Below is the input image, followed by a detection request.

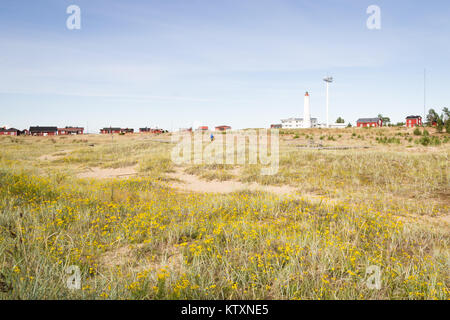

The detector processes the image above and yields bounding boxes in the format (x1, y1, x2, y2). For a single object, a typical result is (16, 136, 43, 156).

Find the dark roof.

(0, 128, 28, 132)
(29, 126, 58, 132)
(101, 127, 121, 131)
(406, 115, 422, 119)
(356, 118, 381, 123)
(141, 128, 162, 131)
(59, 127, 84, 131)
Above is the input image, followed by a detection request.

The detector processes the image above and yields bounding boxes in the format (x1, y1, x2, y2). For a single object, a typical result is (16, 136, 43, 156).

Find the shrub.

(415, 136, 440, 146)
(430, 136, 441, 146)
(445, 121, 450, 134)
(413, 128, 422, 136)
(376, 137, 400, 144)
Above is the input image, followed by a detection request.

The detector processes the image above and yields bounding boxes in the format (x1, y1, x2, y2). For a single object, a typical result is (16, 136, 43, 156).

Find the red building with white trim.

(405, 116, 422, 128)
(100, 127, 121, 134)
(139, 127, 164, 134)
(356, 118, 383, 128)
(215, 125, 231, 131)
(58, 127, 84, 135)
(29, 126, 58, 136)
(100, 127, 134, 134)
(0, 128, 20, 136)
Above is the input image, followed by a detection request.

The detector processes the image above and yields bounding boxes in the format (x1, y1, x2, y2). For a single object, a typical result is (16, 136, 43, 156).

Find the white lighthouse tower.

(303, 91, 311, 128)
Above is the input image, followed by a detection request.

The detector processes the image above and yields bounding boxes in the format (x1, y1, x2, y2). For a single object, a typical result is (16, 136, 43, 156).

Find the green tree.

(445, 120, 450, 133)
(426, 109, 440, 125)
(377, 114, 391, 125)
(428, 107, 449, 132)
(443, 107, 450, 120)
(336, 117, 345, 123)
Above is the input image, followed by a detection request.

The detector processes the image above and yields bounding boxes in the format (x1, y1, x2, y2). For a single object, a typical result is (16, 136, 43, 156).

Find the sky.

(1, 0, 449, 132)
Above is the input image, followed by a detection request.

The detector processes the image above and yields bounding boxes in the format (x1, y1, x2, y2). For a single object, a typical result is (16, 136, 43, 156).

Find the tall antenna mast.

(424, 68, 426, 120)
(323, 76, 333, 128)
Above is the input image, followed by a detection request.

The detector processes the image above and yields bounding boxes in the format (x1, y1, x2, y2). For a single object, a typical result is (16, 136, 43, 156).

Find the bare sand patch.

(99, 245, 137, 269)
(168, 168, 297, 195)
(77, 166, 137, 179)
(398, 212, 450, 231)
(437, 215, 450, 225)
(229, 167, 241, 176)
(99, 243, 184, 273)
(38, 150, 70, 161)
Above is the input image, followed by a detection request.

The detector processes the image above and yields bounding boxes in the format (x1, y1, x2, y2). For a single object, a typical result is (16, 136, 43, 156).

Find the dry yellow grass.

(0, 127, 448, 299)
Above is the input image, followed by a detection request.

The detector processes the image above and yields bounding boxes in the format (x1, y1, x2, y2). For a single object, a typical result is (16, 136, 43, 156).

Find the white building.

(329, 123, 347, 128)
(279, 90, 349, 129)
(281, 91, 323, 128)
(281, 117, 318, 128)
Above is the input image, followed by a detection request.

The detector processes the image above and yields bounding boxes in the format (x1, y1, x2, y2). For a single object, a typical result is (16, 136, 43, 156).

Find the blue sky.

(1, 0, 449, 132)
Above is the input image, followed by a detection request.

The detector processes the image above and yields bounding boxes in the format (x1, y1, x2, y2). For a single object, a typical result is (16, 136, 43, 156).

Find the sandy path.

(77, 166, 138, 179)
(168, 168, 298, 195)
(438, 215, 450, 225)
(38, 150, 71, 161)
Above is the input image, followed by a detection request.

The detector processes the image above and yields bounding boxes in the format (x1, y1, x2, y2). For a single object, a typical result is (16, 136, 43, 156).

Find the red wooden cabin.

(58, 127, 84, 135)
(405, 116, 423, 128)
(100, 127, 121, 134)
(215, 125, 232, 131)
(0, 128, 20, 136)
(29, 126, 58, 136)
(356, 118, 383, 128)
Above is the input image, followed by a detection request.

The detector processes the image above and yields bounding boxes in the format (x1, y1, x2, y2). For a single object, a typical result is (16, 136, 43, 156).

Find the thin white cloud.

(0, 89, 216, 103)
